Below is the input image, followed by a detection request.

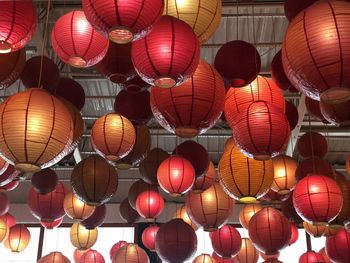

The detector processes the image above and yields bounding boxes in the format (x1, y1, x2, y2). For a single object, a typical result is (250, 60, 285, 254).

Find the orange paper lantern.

(271, 155, 297, 195)
(64, 192, 96, 221)
(173, 205, 199, 231)
(70, 223, 98, 251)
(234, 238, 259, 263)
(239, 203, 263, 229)
(112, 243, 149, 263)
(4, 224, 31, 253)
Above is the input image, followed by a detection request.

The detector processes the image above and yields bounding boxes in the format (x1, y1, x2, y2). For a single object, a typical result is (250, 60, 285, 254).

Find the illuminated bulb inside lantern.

(176, 0, 188, 8)
(240, 196, 257, 203)
(0, 40, 11, 53)
(76, 18, 89, 34)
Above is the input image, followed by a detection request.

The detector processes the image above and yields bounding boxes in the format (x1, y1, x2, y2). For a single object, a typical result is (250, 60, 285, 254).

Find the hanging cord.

(236, 0, 239, 40)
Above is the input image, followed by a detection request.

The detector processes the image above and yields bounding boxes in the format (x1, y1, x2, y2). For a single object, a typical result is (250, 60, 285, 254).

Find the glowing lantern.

(74, 249, 88, 263)
(80, 249, 105, 263)
(239, 203, 263, 229)
(0, 213, 16, 228)
(0, 49, 26, 89)
(271, 155, 297, 194)
(63, 192, 95, 221)
(0, 218, 7, 242)
(323, 225, 341, 237)
(40, 217, 63, 230)
(173, 205, 199, 231)
(140, 148, 170, 185)
(38, 252, 70, 263)
(119, 198, 140, 224)
(135, 190, 164, 220)
(112, 243, 149, 263)
(31, 168, 58, 195)
(192, 254, 216, 263)
(81, 204, 106, 230)
(70, 223, 98, 251)
(233, 238, 259, 263)
(330, 174, 350, 227)
(210, 225, 241, 258)
(4, 224, 31, 253)
(192, 161, 216, 193)
(128, 180, 158, 209)
(297, 131, 328, 159)
(303, 221, 326, 238)
(295, 157, 335, 181)
(326, 229, 350, 263)
(141, 225, 159, 251)
(110, 241, 128, 261)
(289, 224, 299, 245)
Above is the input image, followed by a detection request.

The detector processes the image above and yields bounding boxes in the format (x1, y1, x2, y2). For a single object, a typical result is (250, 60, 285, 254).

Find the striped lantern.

(271, 155, 297, 195)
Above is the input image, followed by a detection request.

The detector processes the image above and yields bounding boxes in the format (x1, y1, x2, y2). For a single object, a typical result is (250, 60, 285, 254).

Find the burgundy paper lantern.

(297, 132, 328, 159)
(284, 0, 317, 22)
(31, 168, 58, 195)
(0, 165, 20, 187)
(214, 40, 261, 87)
(293, 175, 343, 224)
(135, 190, 164, 220)
(40, 217, 63, 229)
(305, 97, 329, 123)
(281, 193, 302, 223)
(326, 229, 350, 263)
(150, 60, 225, 138)
(81, 204, 106, 230)
(285, 100, 299, 130)
(0, 192, 9, 216)
(157, 155, 195, 196)
(210, 225, 242, 258)
(142, 225, 159, 251)
(121, 75, 150, 94)
(318, 248, 332, 263)
(80, 249, 105, 263)
(51, 11, 109, 68)
(0, 179, 19, 192)
(112, 243, 149, 263)
(54, 78, 85, 111)
(0, 213, 16, 228)
(38, 252, 70, 263)
(248, 207, 291, 255)
(155, 219, 197, 263)
(131, 15, 200, 88)
(0, 1, 36, 53)
(295, 157, 335, 181)
(231, 101, 290, 160)
(140, 148, 170, 185)
(110, 241, 128, 261)
(0, 48, 26, 89)
(27, 182, 67, 222)
(128, 179, 158, 209)
(271, 50, 293, 91)
(119, 198, 140, 224)
(289, 224, 299, 245)
(192, 161, 216, 193)
(212, 252, 235, 263)
(320, 89, 350, 126)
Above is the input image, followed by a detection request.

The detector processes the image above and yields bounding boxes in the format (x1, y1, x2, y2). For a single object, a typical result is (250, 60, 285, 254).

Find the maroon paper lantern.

(0, 1, 36, 53)
(155, 219, 197, 263)
(231, 101, 290, 160)
(293, 175, 343, 224)
(0, 193, 9, 216)
(0, 165, 20, 187)
(150, 60, 225, 138)
(128, 179, 158, 209)
(284, 0, 317, 22)
(295, 157, 335, 181)
(210, 225, 242, 258)
(326, 229, 350, 263)
(0, 179, 19, 192)
(140, 148, 170, 185)
(320, 89, 350, 126)
(285, 100, 299, 130)
(110, 241, 128, 261)
(119, 198, 140, 224)
(131, 15, 200, 88)
(212, 252, 235, 263)
(54, 78, 85, 111)
(271, 50, 293, 91)
(121, 75, 150, 94)
(135, 190, 164, 220)
(0, 213, 16, 228)
(81, 204, 106, 230)
(80, 249, 105, 263)
(297, 131, 328, 159)
(142, 225, 159, 251)
(248, 207, 291, 255)
(0, 48, 26, 89)
(214, 40, 261, 87)
(31, 168, 58, 195)
(40, 217, 63, 229)
(192, 161, 216, 193)
(51, 11, 109, 68)
(281, 193, 302, 223)
(305, 97, 329, 123)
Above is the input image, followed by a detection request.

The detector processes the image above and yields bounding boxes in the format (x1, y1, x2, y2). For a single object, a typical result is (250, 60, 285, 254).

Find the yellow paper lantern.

(0, 218, 7, 242)
(192, 254, 216, 263)
(164, 0, 222, 43)
(271, 155, 297, 195)
(63, 192, 95, 221)
(239, 203, 263, 229)
(303, 221, 326, 238)
(4, 224, 31, 253)
(70, 223, 98, 250)
(173, 205, 199, 231)
(234, 238, 259, 263)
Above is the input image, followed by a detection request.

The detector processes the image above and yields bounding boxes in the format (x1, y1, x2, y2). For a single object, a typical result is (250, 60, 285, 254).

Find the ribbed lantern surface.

(63, 192, 95, 221)
(4, 224, 31, 253)
(110, 241, 128, 261)
(70, 223, 98, 251)
(119, 198, 140, 224)
(81, 204, 106, 230)
(233, 238, 259, 263)
(173, 205, 199, 231)
(239, 203, 263, 229)
(303, 221, 327, 238)
(295, 157, 335, 181)
(40, 217, 63, 229)
(135, 190, 164, 220)
(112, 243, 149, 263)
(297, 131, 328, 159)
(140, 148, 170, 185)
(326, 229, 350, 263)
(210, 224, 242, 258)
(192, 161, 217, 193)
(271, 155, 297, 195)
(193, 254, 217, 263)
(80, 249, 105, 263)
(38, 252, 70, 263)
(141, 225, 159, 251)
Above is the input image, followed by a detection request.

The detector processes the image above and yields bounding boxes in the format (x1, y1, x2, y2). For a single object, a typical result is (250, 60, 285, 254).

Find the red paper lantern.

(0, 192, 9, 216)
(320, 89, 350, 126)
(0, 213, 16, 228)
(38, 252, 70, 263)
(157, 155, 195, 196)
(51, 11, 109, 68)
(5, 224, 31, 253)
(110, 241, 128, 261)
(271, 50, 293, 91)
(293, 175, 343, 224)
(326, 229, 350, 263)
(40, 217, 63, 229)
(297, 132, 328, 159)
(248, 207, 291, 255)
(74, 249, 87, 263)
(80, 249, 105, 263)
(318, 247, 332, 263)
(81, 204, 106, 230)
(119, 198, 140, 223)
(136, 190, 164, 220)
(0, 165, 20, 187)
(192, 161, 216, 193)
(0, 179, 19, 192)
(0, 1, 36, 53)
(140, 148, 170, 185)
(212, 252, 235, 263)
(142, 225, 159, 251)
(231, 101, 290, 160)
(285, 100, 299, 130)
(54, 78, 86, 111)
(150, 60, 225, 137)
(284, 0, 317, 22)
(155, 219, 197, 263)
(131, 15, 200, 88)
(128, 179, 158, 209)
(289, 224, 299, 245)
(210, 225, 242, 258)
(295, 157, 335, 181)
(0, 49, 26, 89)
(214, 40, 261, 87)
(31, 168, 58, 195)
(305, 97, 329, 123)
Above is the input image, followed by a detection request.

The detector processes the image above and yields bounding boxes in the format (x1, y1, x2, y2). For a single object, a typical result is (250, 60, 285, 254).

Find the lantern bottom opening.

(278, 189, 291, 195)
(321, 87, 350, 105)
(175, 127, 199, 138)
(15, 162, 41, 173)
(154, 77, 176, 88)
(253, 153, 272, 161)
(115, 163, 132, 170)
(311, 221, 328, 227)
(231, 78, 247, 87)
(109, 26, 133, 44)
(169, 193, 182, 198)
(110, 73, 128, 84)
(240, 196, 257, 203)
(106, 155, 118, 161)
(0, 41, 11, 53)
(69, 56, 87, 68)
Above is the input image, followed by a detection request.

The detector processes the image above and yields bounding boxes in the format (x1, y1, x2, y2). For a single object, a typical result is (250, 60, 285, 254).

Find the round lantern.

(289, 224, 299, 245)
(0, 212, 16, 228)
(121, 75, 150, 94)
(131, 15, 200, 88)
(74, 249, 88, 263)
(297, 132, 328, 159)
(318, 248, 332, 263)
(248, 207, 291, 255)
(224, 76, 285, 127)
(192, 254, 216, 263)
(282, 0, 350, 101)
(233, 238, 259, 263)
(330, 174, 350, 227)
(28, 182, 67, 222)
(81, 204, 106, 230)
(192, 161, 217, 193)
(96, 42, 136, 83)
(210, 225, 242, 258)
(70, 155, 118, 206)
(70, 223, 98, 251)
(112, 243, 149, 263)
(51, 11, 109, 68)
(135, 190, 164, 220)
(4, 224, 31, 253)
(295, 157, 335, 181)
(0, 218, 7, 242)
(64, 192, 95, 221)
(119, 198, 140, 223)
(157, 155, 195, 196)
(20, 56, 60, 92)
(55, 78, 86, 111)
(155, 219, 197, 263)
(38, 252, 70, 263)
(0, 192, 8, 216)
(326, 229, 350, 263)
(271, 155, 297, 194)
(303, 221, 327, 238)
(285, 100, 299, 130)
(0, 1, 36, 53)
(305, 97, 329, 123)
(142, 225, 159, 251)
(212, 252, 235, 263)
(0, 88, 73, 172)
(128, 180, 158, 209)
(31, 168, 58, 195)
(0, 179, 19, 192)
(239, 203, 263, 229)
(91, 113, 136, 161)
(271, 50, 293, 91)
(140, 148, 170, 185)
(284, 0, 317, 21)
(0, 165, 19, 187)
(218, 143, 274, 202)
(0, 49, 26, 89)
(185, 181, 233, 231)
(80, 249, 105, 263)
(110, 241, 128, 261)
(294, 175, 343, 224)
(173, 205, 199, 231)
(150, 60, 225, 138)
(323, 225, 341, 237)
(40, 217, 63, 229)
(214, 40, 261, 87)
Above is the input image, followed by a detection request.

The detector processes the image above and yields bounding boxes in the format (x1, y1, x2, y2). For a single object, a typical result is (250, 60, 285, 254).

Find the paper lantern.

(271, 50, 293, 90)
(285, 100, 299, 130)
(0, 49, 25, 89)
(110, 241, 128, 261)
(96, 42, 136, 83)
(248, 207, 291, 255)
(91, 113, 136, 161)
(193, 254, 216, 263)
(4, 224, 30, 253)
(305, 97, 329, 123)
(192, 161, 216, 193)
(320, 89, 350, 126)
(326, 229, 350, 263)
(55, 78, 86, 111)
(174, 140, 209, 178)
(81, 204, 106, 230)
(28, 182, 67, 222)
(323, 225, 341, 237)
(51, 11, 109, 68)
(71, 155, 118, 206)
(297, 132, 328, 159)
(157, 155, 195, 196)
(0, 218, 7, 242)
(80, 249, 105, 263)
(135, 190, 164, 220)
(141, 225, 159, 251)
(40, 217, 63, 229)
(119, 198, 140, 224)
(282, 1, 350, 100)
(164, 0, 221, 43)
(293, 175, 343, 224)
(128, 180, 158, 209)
(140, 148, 170, 185)
(112, 243, 149, 263)
(70, 223, 98, 251)
(233, 238, 259, 263)
(239, 203, 263, 229)
(64, 192, 95, 221)
(173, 205, 199, 231)
(155, 219, 197, 262)
(0, 213, 16, 228)
(210, 225, 241, 258)
(330, 174, 350, 227)
(212, 252, 235, 263)
(295, 157, 335, 181)
(38, 252, 70, 263)
(260, 251, 279, 260)
(271, 155, 297, 194)
(74, 249, 88, 263)
(31, 168, 58, 195)
(131, 15, 200, 88)
(224, 76, 285, 127)
(289, 224, 299, 245)
(0, 178, 19, 192)
(214, 40, 261, 87)
(0, 88, 73, 172)
(0, 1, 36, 53)
(284, 0, 316, 21)
(259, 189, 289, 203)
(150, 60, 225, 137)
(0, 165, 19, 187)
(121, 75, 150, 94)
(185, 182, 233, 231)
(318, 248, 332, 263)
(303, 221, 327, 238)
(218, 143, 274, 202)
